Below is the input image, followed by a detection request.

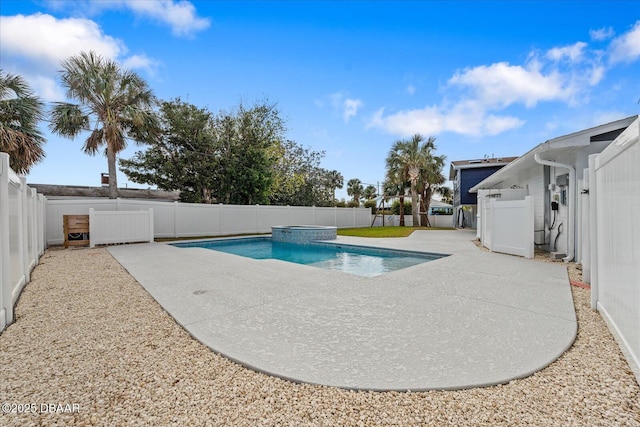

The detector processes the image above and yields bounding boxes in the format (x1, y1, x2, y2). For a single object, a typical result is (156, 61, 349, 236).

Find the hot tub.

(271, 225, 337, 243)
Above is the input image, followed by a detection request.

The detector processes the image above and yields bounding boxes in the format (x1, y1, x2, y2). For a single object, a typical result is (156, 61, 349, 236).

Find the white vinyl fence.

(89, 208, 154, 248)
(45, 199, 372, 245)
(588, 118, 640, 383)
(0, 153, 46, 332)
(481, 196, 534, 259)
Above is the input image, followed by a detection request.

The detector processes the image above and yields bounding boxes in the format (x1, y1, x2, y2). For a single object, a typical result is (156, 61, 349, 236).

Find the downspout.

(534, 153, 575, 262)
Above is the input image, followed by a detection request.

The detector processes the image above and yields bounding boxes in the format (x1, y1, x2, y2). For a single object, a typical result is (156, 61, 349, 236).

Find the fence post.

(588, 154, 599, 310)
(148, 208, 154, 243)
(524, 196, 534, 259)
(0, 154, 10, 329)
(256, 204, 259, 233)
(89, 208, 96, 248)
(19, 177, 30, 283)
(173, 201, 178, 238)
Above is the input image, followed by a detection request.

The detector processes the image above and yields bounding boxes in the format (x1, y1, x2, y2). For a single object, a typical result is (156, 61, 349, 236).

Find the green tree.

(363, 184, 377, 200)
(120, 98, 218, 203)
(386, 134, 432, 226)
(0, 70, 45, 173)
(346, 178, 363, 206)
(269, 140, 332, 206)
(121, 99, 288, 205)
(213, 102, 284, 204)
(50, 51, 160, 198)
(325, 170, 344, 204)
(382, 176, 408, 226)
(415, 138, 447, 226)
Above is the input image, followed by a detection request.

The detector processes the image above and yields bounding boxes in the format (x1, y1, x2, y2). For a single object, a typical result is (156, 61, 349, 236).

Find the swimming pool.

(172, 237, 448, 277)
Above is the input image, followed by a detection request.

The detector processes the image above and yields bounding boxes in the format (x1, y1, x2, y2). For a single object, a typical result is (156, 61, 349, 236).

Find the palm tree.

(50, 51, 160, 198)
(415, 139, 447, 226)
(326, 170, 344, 203)
(385, 134, 433, 226)
(346, 178, 363, 206)
(0, 70, 45, 173)
(383, 177, 408, 226)
(363, 184, 377, 201)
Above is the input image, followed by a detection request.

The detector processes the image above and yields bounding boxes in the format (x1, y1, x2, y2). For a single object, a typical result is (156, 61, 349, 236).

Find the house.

(449, 156, 518, 229)
(470, 115, 639, 263)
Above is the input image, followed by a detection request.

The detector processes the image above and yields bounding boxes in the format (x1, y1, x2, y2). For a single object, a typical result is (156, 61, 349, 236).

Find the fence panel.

(89, 209, 154, 247)
(46, 199, 116, 245)
(590, 118, 640, 383)
(1, 153, 46, 332)
(257, 205, 288, 232)
(45, 199, 372, 244)
(314, 207, 337, 226)
(481, 196, 534, 258)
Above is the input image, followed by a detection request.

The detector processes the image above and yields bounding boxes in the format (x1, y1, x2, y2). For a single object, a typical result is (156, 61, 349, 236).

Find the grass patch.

(337, 226, 455, 238)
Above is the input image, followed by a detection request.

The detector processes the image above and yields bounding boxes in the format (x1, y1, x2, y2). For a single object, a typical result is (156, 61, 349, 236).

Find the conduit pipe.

(534, 153, 575, 262)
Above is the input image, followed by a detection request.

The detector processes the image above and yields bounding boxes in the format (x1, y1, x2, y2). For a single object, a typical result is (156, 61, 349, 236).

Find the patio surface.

(108, 229, 576, 391)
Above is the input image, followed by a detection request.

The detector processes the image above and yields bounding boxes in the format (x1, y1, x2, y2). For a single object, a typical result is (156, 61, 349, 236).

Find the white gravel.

(1, 247, 638, 426)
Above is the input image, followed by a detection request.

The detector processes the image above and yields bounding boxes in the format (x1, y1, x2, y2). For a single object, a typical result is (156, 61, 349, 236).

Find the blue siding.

(459, 166, 504, 205)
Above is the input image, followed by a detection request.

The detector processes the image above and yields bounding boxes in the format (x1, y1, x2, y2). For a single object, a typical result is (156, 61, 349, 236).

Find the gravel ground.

(1, 247, 638, 427)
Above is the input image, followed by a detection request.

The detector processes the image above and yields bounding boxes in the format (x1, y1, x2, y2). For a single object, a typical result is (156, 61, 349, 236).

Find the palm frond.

(49, 102, 89, 138)
(83, 128, 104, 155)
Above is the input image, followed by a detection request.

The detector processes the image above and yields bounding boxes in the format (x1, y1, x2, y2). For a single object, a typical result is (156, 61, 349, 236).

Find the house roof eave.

(469, 115, 639, 193)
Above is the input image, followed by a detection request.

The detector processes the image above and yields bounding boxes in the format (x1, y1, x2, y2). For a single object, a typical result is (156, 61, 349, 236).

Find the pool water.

(172, 237, 447, 277)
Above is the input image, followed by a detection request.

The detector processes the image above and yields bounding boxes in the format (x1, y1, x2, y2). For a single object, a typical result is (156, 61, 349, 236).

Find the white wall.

(0, 153, 46, 332)
(45, 199, 372, 245)
(589, 119, 640, 384)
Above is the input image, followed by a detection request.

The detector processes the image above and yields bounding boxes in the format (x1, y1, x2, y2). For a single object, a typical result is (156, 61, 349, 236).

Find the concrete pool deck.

(108, 229, 576, 391)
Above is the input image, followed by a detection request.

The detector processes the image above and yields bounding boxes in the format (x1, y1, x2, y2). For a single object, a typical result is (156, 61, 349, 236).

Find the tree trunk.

(399, 195, 405, 227)
(419, 193, 429, 227)
(423, 187, 434, 227)
(410, 180, 419, 227)
(107, 146, 118, 199)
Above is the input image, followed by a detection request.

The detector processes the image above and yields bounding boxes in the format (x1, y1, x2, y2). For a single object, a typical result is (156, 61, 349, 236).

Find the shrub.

(391, 200, 412, 215)
(364, 199, 377, 214)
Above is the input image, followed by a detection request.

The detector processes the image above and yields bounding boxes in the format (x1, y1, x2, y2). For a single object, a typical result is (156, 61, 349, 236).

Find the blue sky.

(1, 1, 639, 201)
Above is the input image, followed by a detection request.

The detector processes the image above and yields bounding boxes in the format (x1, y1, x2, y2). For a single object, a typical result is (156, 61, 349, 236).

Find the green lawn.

(337, 226, 455, 238)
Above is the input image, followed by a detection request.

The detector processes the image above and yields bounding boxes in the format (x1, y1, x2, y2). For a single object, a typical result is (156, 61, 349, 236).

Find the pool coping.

(108, 229, 577, 391)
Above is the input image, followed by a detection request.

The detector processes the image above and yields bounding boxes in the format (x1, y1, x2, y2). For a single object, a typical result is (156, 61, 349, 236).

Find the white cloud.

(120, 0, 210, 37)
(0, 13, 124, 71)
(0, 13, 161, 101)
(590, 27, 615, 41)
(53, 0, 211, 37)
(327, 92, 363, 123)
(343, 98, 363, 122)
(367, 102, 525, 137)
(370, 21, 640, 139)
(448, 61, 575, 108)
(121, 54, 161, 77)
(608, 21, 640, 64)
(546, 42, 588, 63)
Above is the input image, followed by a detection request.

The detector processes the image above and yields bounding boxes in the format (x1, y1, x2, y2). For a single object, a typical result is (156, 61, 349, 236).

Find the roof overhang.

(448, 157, 518, 180)
(469, 115, 639, 193)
